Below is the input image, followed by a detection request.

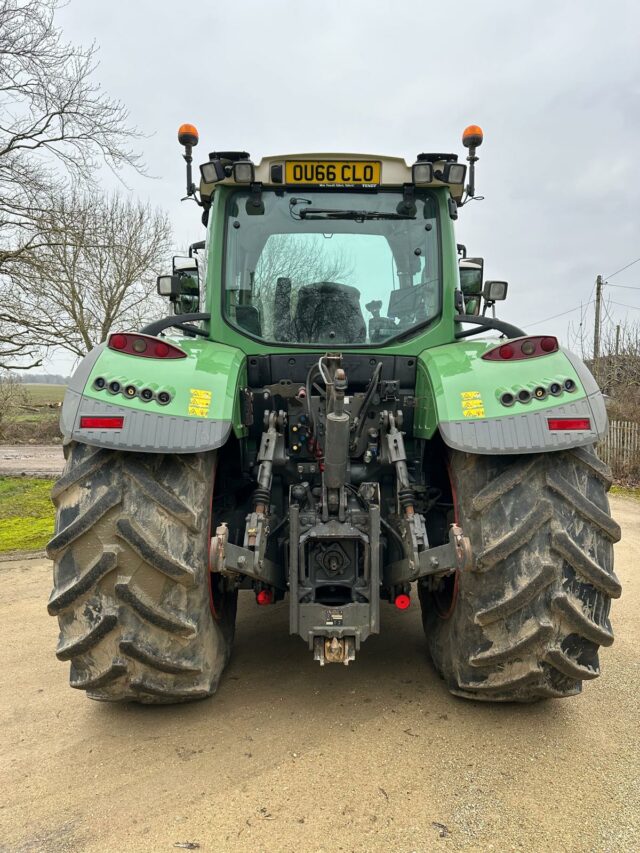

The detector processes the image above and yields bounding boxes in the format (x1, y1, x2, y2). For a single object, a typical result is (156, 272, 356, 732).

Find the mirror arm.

(140, 313, 211, 337)
(454, 315, 526, 339)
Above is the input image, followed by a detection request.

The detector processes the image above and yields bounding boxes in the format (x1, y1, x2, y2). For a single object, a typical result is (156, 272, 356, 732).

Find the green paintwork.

(414, 341, 585, 438)
(82, 338, 247, 435)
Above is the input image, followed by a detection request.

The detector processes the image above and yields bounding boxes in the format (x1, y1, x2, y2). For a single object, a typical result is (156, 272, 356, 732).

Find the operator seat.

(293, 282, 366, 343)
(235, 305, 261, 337)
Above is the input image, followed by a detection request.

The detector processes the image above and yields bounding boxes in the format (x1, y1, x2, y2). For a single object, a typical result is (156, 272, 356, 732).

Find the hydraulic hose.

(351, 361, 383, 450)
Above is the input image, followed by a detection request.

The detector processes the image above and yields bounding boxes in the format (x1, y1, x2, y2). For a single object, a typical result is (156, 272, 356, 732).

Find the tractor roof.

(199, 152, 465, 201)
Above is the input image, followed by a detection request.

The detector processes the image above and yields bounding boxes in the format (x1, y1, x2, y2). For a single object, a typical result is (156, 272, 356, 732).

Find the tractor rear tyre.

(420, 445, 622, 702)
(47, 442, 235, 704)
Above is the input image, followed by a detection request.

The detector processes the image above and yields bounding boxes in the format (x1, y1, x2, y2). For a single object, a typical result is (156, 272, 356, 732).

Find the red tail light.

(256, 589, 273, 606)
(547, 418, 591, 431)
(394, 594, 411, 610)
(107, 333, 186, 359)
(482, 336, 559, 361)
(80, 416, 124, 429)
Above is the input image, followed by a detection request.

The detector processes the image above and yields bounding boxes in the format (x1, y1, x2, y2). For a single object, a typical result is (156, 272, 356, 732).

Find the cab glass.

(223, 189, 441, 346)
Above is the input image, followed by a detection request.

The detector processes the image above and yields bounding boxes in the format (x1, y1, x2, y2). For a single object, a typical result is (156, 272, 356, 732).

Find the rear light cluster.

(93, 376, 172, 405)
(108, 333, 186, 359)
(499, 378, 577, 407)
(482, 336, 558, 361)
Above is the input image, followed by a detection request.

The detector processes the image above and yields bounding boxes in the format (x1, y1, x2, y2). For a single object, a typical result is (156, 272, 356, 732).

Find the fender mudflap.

(439, 393, 606, 455)
(64, 391, 232, 453)
(417, 342, 609, 455)
(58, 338, 243, 453)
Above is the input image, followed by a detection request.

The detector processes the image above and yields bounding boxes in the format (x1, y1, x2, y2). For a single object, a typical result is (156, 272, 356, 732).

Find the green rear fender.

(60, 337, 246, 453)
(415, 340, 608, 455)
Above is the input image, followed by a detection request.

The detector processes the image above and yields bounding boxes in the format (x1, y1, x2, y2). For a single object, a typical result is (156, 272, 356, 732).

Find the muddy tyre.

(47, 442, 233, 704)
(420, 445, 622, 702)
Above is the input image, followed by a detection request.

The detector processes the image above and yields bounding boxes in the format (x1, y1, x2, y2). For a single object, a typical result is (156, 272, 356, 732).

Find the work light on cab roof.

(178, 121, 486, 216)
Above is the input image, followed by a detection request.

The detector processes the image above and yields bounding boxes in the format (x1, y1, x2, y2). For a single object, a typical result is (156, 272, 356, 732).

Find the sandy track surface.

(1, 495, 638, 853)
(0, 445, 64, 478)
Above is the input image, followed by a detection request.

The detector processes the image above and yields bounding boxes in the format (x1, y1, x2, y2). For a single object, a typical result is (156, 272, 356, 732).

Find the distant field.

(0, 384, 65, 443)
(23, 384, 66, 405)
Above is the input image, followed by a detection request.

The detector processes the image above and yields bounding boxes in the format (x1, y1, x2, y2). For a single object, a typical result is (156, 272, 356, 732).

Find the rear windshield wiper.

(298, 208, 415, 222)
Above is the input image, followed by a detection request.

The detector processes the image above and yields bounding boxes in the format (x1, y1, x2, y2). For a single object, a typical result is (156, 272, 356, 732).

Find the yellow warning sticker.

(460, 391, 485, 418)
(188, 388, 211, 418)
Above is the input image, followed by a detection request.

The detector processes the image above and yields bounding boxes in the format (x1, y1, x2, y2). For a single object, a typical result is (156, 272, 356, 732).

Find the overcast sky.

(47, 0, 640, 372)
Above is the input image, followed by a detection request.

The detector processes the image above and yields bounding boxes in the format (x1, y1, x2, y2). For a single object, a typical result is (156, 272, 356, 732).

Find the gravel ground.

(0, 495, 637, 853)
(0, 445, 64, 478)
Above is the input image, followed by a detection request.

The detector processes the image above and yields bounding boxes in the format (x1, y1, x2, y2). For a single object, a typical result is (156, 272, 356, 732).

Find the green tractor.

(47, 124, 621, 704)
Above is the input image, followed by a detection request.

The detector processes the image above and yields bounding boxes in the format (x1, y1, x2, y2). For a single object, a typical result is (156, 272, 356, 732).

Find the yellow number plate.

(285, 160, 381, 187)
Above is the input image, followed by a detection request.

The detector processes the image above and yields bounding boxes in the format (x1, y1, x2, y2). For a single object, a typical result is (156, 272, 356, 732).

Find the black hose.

(305, 363, 320, 437)
(380, 517, 406, 553)
(351, 361, 383, 449)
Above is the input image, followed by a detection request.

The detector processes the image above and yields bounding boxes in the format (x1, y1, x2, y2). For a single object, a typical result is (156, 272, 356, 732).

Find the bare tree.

(2, 190, 171, 358)
(0, 369, 27, 438)
(595, 320, 640, 419)
(0, 0, 144, 366)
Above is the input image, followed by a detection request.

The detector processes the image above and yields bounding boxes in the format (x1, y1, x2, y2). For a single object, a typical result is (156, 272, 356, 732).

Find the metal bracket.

(211, 523, 285, 589)
(262, 379, 304, 400)
(240, 388, 254, 426)
(246, 181, 264, 215)
(386, 523, 473, 586)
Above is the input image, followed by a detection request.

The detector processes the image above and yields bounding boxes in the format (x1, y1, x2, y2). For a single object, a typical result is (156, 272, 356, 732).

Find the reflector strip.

(80, 416, 124, 429)
(547, 418, 591, 430)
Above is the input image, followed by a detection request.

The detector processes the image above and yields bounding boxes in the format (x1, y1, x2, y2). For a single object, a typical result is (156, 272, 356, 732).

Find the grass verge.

(0, 477, 55, 553)
(611, 485, 640, 501)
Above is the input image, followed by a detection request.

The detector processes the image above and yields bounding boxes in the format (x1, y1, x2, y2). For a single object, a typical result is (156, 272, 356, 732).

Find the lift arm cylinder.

(323, 411, 350, 489)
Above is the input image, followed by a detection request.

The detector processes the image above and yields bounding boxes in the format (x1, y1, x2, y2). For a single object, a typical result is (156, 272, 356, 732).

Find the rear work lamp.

(200, 160, 226, 183)
(442, 162, 467, 184)
(411, 162, 433, 184)
(232, 160, 255, 183)
(157, 275, 181, 297)
(483, 280, 508, 302)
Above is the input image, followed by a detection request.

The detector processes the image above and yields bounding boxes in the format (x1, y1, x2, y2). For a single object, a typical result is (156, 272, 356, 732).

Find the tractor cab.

(164, 131, 481, 352)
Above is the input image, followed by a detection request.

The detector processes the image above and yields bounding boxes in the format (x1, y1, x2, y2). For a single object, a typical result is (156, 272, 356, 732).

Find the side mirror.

(173, 255, 198, 274)
(459, 256, 484, 315)
(483, 280, 508, 302)
(157, 256, 201, 314)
